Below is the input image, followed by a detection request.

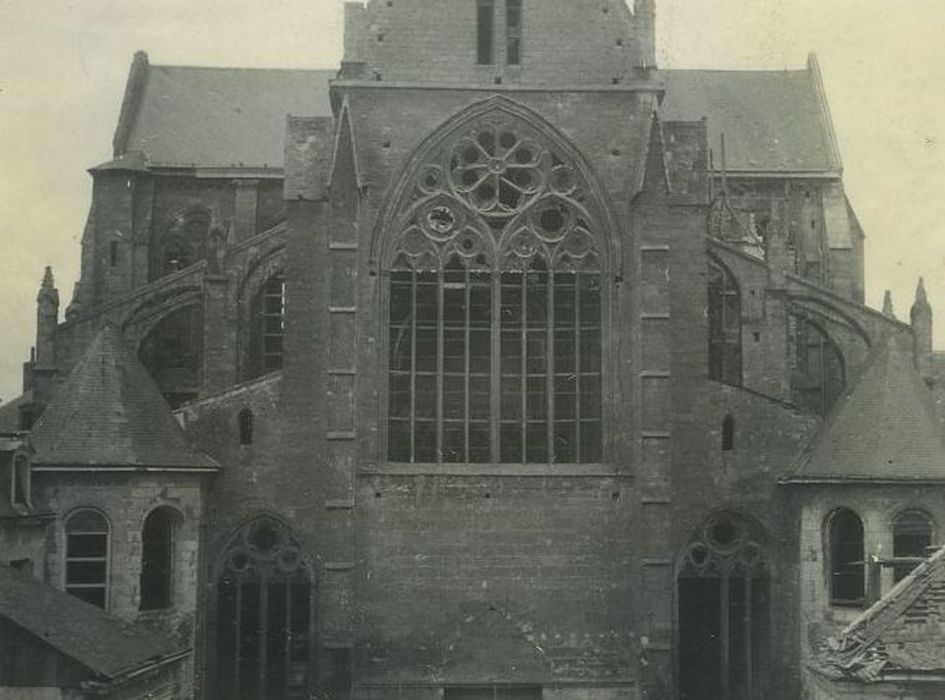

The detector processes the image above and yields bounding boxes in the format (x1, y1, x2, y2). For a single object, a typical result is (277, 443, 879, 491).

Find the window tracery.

(387, 113, 604, 465)
(215, 517, 311, 699)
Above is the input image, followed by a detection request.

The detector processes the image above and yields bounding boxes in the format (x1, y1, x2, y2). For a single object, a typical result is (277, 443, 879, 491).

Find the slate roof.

(813, 546, 945, 682)
(29, 326, 218, 469)
(659, 61, 841, 174)
(120, 61, 334, 168)
(786, 335, 945, 482)
(0, 564, 186, 681)
(111, 53, 839, 176)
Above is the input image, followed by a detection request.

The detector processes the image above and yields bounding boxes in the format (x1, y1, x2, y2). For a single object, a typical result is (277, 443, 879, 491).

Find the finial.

(41, 266, 54, 290)
(882, 290, 895, 318)
(37, 266, 59, 306)
(912, 277, 932, 319)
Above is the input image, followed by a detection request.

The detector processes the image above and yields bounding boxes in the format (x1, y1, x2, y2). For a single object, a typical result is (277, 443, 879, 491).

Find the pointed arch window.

(827, 508, 865, 607)
(249, 273, 286, 377)
(893, 509, 934, 582)
(386, 116, 604, 465)
(708, 259, 742, 386)
(65, 509, 110, 609)
(791, 316, 844, 416)
(215, 517, 312, 699)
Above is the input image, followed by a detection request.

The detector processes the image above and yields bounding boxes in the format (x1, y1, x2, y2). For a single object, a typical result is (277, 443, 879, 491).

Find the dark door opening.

(677, 513, 770, 700)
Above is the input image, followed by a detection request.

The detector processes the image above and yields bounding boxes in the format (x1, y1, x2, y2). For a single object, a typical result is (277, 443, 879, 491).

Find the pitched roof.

(787, 335, 945, 482)
(0, 390, 31, 432)
(659, 61, 841, 174)
(29, 326, 218, 469)
(0, 564, 186, 680)
(812, 546, 945, 682)
(120, 61, 334, 168)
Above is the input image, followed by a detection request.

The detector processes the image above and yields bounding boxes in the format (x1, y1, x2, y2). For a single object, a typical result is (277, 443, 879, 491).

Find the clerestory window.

(707, 259, 742, 386)
(249, 273, 286, 377)
(386, 116, 604, 465)
(506, 0, 523, 65)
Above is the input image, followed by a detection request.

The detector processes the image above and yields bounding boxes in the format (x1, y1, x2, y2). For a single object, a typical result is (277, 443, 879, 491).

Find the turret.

(910, 278, 933, 385)
(882, 290, 895, 319)
(35, 266, 59, 368)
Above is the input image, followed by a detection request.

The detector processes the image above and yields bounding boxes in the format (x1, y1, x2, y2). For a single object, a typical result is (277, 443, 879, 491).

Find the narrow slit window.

(238, 408, 254, 446)
(721, 414, 735, 451)
(477, 0, 495, 65)
(109, 241, 119, 267)
(506, 0, 523, 65)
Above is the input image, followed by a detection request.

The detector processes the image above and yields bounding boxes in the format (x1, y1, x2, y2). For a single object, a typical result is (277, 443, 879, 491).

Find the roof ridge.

(150, 63, 336, 74)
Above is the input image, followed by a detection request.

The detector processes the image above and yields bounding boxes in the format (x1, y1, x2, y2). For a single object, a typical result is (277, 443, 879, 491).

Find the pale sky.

(0, 0, 943, 402)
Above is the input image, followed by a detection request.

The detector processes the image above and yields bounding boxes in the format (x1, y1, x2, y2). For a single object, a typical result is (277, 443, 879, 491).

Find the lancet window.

(386, 115, 604, 465)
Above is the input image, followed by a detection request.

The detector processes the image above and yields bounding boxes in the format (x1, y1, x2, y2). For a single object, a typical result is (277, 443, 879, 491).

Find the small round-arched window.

(893, 509, 934, 582)
(65, 509, 110, 609)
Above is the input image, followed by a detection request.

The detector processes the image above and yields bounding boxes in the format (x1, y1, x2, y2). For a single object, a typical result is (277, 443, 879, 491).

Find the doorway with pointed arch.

(677, 512, 771, 700)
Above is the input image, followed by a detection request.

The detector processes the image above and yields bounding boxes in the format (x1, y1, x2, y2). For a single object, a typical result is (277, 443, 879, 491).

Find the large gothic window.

(249, 273, 286, 377)
(790, 316, 844, 416)
(386, 114, 604, 465)
(707, 259, 742, 386)
(215, 517, 312, 700)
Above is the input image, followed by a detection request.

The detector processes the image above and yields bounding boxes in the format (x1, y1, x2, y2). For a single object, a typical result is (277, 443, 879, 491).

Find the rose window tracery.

(680, 512, 768, 578)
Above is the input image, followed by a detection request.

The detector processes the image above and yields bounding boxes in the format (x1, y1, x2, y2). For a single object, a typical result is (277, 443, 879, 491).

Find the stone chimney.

(910, 277, 933, 384)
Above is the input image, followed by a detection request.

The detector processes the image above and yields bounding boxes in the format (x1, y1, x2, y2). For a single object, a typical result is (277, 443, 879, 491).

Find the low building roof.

(0, 564, 186, 681)
(812, 546, 945, 682)
(786, 335, 945, 483)
(29, 325, 218, 470)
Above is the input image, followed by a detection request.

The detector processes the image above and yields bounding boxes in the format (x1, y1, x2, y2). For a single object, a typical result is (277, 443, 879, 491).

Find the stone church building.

(3, 1, 945, 698)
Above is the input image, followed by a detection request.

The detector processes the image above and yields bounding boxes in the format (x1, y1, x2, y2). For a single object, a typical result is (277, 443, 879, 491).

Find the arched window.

(707, 259, 742, 386)
(721, 414, 735, 452)
(215, 517, 312, 699)
(139, 507, 179, 611)
(386, 115, 604, 465)
(828, 508, 864, 607)
(238, 409, 254, 446)
(249, 273, 286, 377)
(65, 509, 110, 609)
(155, 209, 211, 280)
(138, 305, 203, 408)
(893, 509, 934, 582)
(791, 316, 844, 416)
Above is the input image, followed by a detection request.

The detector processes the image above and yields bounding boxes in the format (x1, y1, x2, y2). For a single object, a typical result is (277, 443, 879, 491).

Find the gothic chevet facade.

(5, 2, 945, 699)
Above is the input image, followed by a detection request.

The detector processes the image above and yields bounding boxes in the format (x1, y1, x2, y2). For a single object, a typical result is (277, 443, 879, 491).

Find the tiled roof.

(29, 326, 218, 469)
(121, 62, 334, 168)
(0, 564, 186, 680)
(659, 63, 841, 174)
(786, 336, 945, 482)
(0, 390, 30, 432)
(110, 53, 840, 176)
(813, 546, 945, 681)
